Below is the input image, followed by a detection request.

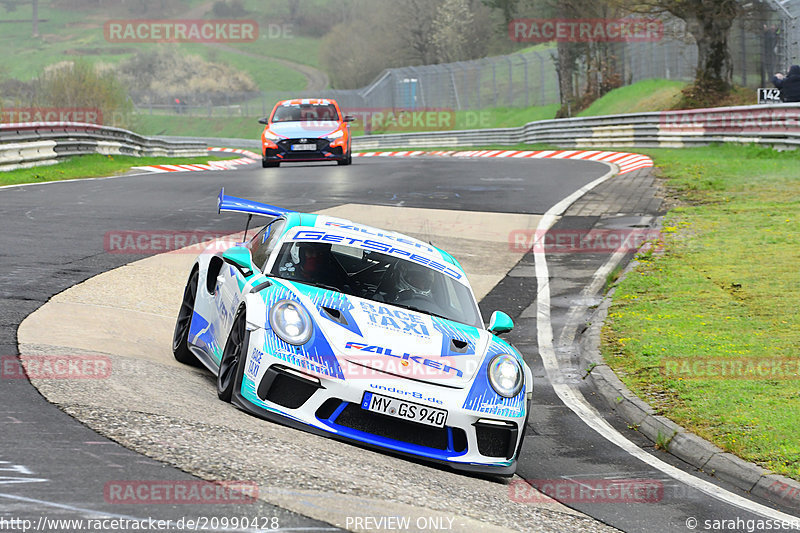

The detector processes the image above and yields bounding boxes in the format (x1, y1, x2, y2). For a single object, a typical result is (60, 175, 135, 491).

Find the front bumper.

(263, 137, 348, 163)
(233, 345, 527, 475)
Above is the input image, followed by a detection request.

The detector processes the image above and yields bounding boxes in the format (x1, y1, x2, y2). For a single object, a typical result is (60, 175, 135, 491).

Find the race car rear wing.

(217, 188, 293, 218)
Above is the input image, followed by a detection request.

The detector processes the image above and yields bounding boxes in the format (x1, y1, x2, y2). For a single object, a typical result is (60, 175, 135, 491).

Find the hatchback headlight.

(487, 354, 523, 398)
(263, 130, 282, 142)
(327, 129, 345, 140)
(269, 300, 312, 345)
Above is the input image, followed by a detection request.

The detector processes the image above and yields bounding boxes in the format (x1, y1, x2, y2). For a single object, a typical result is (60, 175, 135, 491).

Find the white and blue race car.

(172, 190, 533, 475)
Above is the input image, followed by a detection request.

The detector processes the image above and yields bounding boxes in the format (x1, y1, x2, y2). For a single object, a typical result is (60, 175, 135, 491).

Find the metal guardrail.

(3, 104, 798, 172)
(351, 104, 800, 151)
(157, 104, 800, 154)
(0, 122, 208, 172)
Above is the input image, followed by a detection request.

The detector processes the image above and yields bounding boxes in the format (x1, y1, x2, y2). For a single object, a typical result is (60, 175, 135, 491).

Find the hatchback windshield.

(271, 104, 340, 123)
(269, 241, 482, 328)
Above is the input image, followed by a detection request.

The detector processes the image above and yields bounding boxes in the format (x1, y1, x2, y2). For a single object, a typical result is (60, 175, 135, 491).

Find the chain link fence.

(133, 7, 798, 118)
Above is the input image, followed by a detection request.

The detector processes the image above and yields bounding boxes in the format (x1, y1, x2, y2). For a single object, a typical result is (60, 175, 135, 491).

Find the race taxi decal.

(358, 301, 430, 337)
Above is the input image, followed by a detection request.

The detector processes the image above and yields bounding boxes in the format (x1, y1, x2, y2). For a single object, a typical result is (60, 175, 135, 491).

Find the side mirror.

(222, 246, 255, 277)
(343, 115, 355, 122)
(488, 311, 514, 335)
(258, 117, 269, 125)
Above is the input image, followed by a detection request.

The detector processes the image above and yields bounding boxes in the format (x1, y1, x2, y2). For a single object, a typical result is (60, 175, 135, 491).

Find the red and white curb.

(355, 149, 653, 175)
(132, 147, 260, 174)
(131, 146, 652, 176)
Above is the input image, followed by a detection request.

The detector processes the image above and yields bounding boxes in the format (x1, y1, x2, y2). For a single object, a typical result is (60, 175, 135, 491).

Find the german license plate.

(291, 143, 316, 151)
(361, 392, 447, 428)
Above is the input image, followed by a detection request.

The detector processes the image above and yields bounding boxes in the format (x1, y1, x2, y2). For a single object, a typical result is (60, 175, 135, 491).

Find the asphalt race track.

(1, 156, 799, 532)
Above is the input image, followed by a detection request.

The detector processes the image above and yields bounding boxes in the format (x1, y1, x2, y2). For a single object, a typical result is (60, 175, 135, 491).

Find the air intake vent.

(450, 338, 469, 353)
(474, 420, 518, 459)
(321, 306, 348, 326)
(257, 365, 320, 409)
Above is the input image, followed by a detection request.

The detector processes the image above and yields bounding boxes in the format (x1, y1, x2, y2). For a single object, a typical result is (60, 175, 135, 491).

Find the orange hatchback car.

(258, 99, 354, 168)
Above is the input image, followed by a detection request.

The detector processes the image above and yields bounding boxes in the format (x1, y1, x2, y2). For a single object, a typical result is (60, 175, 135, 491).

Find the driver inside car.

(284, 242, 349, 292)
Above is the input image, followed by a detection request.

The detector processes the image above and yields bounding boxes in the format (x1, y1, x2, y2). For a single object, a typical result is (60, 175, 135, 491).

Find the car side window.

(250, 219, 286, 271)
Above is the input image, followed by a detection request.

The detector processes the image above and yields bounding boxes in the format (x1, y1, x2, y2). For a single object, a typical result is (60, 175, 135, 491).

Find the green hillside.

(0, 0, 323, 91)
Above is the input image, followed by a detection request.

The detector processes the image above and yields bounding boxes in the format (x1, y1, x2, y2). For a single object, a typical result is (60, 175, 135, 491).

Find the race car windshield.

(269, 241, 482, 328)
(271, 104, 340, 122)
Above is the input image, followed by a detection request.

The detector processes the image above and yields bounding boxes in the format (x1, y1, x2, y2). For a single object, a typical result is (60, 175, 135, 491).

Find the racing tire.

(217, 306, 249, 402)
(262, 159, 280, 168)
(337, 152, 352, 166)
(172, 269, 200, 366)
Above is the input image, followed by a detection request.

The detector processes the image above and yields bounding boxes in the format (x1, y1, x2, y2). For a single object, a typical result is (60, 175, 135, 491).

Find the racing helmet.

(295, 242, 326, 274)
(395, 261, 434, 296)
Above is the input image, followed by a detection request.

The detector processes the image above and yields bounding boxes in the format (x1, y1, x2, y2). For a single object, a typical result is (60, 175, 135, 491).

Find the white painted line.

(532, 166, 800, 522)
(0, 171, 155, 190)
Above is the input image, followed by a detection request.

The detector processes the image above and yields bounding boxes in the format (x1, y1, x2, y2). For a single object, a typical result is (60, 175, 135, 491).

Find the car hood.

(282, 282, 493, 389)
(267, 121, 341, 139)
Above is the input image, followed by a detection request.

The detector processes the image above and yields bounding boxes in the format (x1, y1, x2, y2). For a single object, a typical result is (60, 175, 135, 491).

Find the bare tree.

(32, 0, 38, 37)
(321, 0, 403, 89)
(617, 0, 742, 94)
(508, 0, 625, 116)
(431, 0, 474, 63)
(287, 0, 299, 23)
(393, 0, 440, 65)
(480, 0, 521, 25)
(322, 0, 496, 88)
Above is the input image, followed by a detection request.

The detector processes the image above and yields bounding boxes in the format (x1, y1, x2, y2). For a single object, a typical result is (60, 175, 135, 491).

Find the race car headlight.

(487, 354, 523, 398)
(263, 130, 282, 142)
(326, 129, 345, 140)
(269, 300, 313, 345)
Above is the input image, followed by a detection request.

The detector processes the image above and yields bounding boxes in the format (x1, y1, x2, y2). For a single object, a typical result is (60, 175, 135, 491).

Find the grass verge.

(132, 107, 563, 139)
(131, 79, 693, 139)
(577, 79, 686, 117)
(602, 144, 800, 480)
(0, 153, 235, 187)
(134, 114, 265, 139)
(0, 2, 318, 92)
